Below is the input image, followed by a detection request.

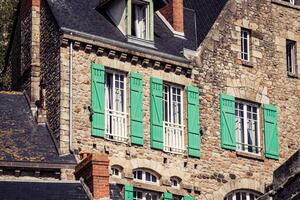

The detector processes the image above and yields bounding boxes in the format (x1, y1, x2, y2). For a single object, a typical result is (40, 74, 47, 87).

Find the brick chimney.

(160, 0, 184, 33)
(75, 154, 110, 200)
(20, 0, 41, 114)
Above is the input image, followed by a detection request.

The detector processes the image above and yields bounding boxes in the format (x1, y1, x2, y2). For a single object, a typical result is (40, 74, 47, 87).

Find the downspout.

(69, 39, 74, 154)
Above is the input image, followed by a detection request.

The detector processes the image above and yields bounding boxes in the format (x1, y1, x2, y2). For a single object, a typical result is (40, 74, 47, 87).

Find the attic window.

(132, 1, 148, 39)
(127, 0, 154, 42)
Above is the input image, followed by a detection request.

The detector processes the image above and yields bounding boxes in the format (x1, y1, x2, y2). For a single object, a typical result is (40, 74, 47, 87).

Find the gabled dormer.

(98, 0, 169, 45)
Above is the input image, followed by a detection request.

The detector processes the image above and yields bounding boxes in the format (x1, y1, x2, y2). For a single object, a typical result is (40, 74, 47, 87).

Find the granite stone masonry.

(4, 0, 300, 199)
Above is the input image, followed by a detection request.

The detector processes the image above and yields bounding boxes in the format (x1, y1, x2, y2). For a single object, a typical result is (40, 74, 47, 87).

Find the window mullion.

(243, 103, 248, 150)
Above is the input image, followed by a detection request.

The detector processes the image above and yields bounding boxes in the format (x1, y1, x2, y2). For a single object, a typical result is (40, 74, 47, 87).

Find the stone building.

(4, 0, 300, 199)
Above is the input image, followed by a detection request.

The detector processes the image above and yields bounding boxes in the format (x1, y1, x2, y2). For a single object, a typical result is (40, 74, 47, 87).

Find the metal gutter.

(60, 27, 191, 66)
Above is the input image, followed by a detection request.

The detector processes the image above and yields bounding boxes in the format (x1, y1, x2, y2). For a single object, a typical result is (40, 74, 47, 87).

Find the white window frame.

(224, 190, 260, 200)
(286, 40, 297, 76)
(133, 169, 159, 185)
(170, 177, 180, 189)
(132, 0, 149, 40)
(104, 70, 128, 142)
(163, 83, 185, 154)
(111, 166, 122, 178)
(241, 28, 250, 62)
(282, 0, 295, 4)
(133, 189, 159, 200)
(235, 100, 261, 155)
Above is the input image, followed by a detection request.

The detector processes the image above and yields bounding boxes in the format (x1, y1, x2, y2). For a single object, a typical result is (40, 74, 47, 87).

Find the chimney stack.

(75, 154, 110, 200)
(20, 0, 41, 114)
(160, 0, 184, 34)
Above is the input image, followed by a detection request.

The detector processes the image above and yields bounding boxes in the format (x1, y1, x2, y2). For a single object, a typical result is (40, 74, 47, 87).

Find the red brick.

(75, 153, 110, 199)
(160, 0, 184, 33)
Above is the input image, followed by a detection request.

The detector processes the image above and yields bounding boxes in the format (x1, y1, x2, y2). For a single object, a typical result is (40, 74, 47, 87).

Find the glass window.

(133, 189, 159, 200)
(105, 71, 127, 142)
(132, 1, 148, 39)
(241, 28, 250, 61)
(224, 190, 260, 200)
(286, 40, 297, 76)
(111, 166, 121, 177)
(163, 84, 185, 154)
(133, 170, 158, 184)
(235, 101, 260, 154)
(170, 177, 180, 189)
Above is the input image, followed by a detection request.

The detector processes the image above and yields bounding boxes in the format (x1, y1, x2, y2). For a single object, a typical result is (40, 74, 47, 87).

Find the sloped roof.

(0, 92, 75, 164)
(184, 0, 228, 46)
(46, 0, 197, 59)
(0, 181, 90, 200)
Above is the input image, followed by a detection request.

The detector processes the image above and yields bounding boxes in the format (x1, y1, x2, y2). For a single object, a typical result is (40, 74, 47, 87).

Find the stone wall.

(36, 0, 299, 199)
(40, 0, 61, 144)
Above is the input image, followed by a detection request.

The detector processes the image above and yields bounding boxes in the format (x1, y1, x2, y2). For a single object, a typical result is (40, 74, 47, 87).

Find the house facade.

(4, 0, 300, 200)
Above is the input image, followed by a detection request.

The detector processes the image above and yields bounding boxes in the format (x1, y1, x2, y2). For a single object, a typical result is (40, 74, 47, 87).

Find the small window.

(241, 28, 250, 61)
(133, 189, 159, 200)
(286, 40, 297, 76)
(235, 101, 261, 155)
(170, 177, 180, 189)
(132, 0, 148, 40)
(133, 169, 159, 184)
(105, 70, 128, 142)
(282, 0, 295, 4)
(163, 84, 185, 154)
(224, 190, 261, 200)
(111, 166, 121, 178)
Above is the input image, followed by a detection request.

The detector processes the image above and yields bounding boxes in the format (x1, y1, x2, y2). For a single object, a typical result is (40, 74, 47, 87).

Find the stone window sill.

(271, 0, 300, 10)
(127, 36, 156, 49)
(287, 72, 299, 79)
(241, 60, 254, 68)
(236, 151, 264, 162)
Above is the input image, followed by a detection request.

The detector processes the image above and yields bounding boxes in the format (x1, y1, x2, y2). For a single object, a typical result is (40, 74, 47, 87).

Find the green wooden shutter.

(263, 104, 279, 160)
(164, 192, 172, 200)
(91, 63, 105, 137)
(220, 93, 236, 150)
(150, 77, 163, 150)
(130, 72, 144, 145)
(183, 195, 195, 200)
(124, 185, 133, 200)
(187, 86, 200, 158)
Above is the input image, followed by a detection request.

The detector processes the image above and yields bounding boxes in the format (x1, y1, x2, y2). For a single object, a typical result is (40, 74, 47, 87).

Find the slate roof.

(0, 92, 75, 164)
(46, 0, 197, 59)
(46, 0, 228, 60)
(0, 181, 90, 200)
(184, 0, 228, 46)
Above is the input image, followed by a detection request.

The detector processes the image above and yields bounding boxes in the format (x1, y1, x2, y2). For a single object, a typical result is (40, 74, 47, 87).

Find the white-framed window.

(235, 100, 261, 155)
(133, 189, 159, 200)
(241, 28, 250, 61)
(105, 70, 128, 142)
(132, 0, 149, 39)
(170, 177, 180, 189)
(133, 169, 159, 184)
(286, 40, 297, 76)
(282, 0, 295, 4)
(163, 84, 185, 154)
(224, 190, 260, 200)
(111, 166, 122, 178)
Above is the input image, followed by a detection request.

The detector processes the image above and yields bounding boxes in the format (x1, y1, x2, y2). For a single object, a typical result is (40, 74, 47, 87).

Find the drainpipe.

(69, 39, 74, 154)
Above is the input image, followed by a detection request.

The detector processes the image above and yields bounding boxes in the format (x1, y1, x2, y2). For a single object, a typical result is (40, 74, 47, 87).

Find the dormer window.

(127, 0, 154, 41)
(282, 0, 295, 4)
(132, 1, 147, 39)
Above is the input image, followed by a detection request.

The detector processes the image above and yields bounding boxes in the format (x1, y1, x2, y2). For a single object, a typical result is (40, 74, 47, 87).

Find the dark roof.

(0, 181, 90, 200)
(46, 0, 197, 59)
(0, 92, 75, 164)
(184, 0, 228, 46)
